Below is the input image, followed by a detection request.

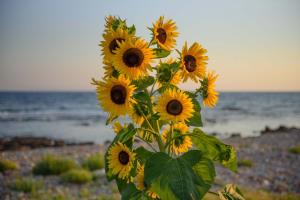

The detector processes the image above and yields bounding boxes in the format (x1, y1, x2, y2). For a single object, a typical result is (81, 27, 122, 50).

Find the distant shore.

(0, 125, 299, 199)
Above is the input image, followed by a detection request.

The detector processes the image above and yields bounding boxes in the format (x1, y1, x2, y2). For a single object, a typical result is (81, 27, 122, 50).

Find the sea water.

(0, 92, 299, 143)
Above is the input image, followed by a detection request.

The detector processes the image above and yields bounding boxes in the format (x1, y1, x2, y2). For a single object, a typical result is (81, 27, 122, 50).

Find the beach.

(1, 126, 299, 199)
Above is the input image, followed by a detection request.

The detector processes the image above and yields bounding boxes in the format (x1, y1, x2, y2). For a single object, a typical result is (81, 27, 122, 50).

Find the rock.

(261, 125, 300, 134)
(230, 133, 241, 138)
(0, 137, 94, 151)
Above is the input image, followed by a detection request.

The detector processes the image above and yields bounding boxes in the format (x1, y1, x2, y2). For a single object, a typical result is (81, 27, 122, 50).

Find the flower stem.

(135, 135, 157, 152)
(208, 191, 219, 196)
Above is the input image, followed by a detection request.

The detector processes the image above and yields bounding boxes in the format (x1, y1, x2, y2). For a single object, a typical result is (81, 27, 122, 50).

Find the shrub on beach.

(9, 177, 43, 193)
(33, 154, 76, 175)
(0, 159, 18, 172)
(61, 169, 93, 184)
(288, 145, 300, 154)
(82, 153, 104, 171)
(238, 159, 253, 168)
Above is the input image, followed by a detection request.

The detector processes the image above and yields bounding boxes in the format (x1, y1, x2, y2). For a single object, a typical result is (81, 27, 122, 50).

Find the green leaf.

(128, 25, 136, 35)
(113, 124, 137, 147)
(135, 147, 154, 164)
(133, 91, 151, 106)
(144, 151, 211, 200)
(157, 83, 178, 94)
(132, 76, 155, 90)
(192, 157, 216, 185)
(187, 111, 203, 127)
(153, 48, 171, 58)
(191, 128, 237, 172)
(185, 92, 203, 127)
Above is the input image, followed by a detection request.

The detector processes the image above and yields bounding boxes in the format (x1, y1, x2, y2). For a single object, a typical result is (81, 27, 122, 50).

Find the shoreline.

(1, 125, 299, 152)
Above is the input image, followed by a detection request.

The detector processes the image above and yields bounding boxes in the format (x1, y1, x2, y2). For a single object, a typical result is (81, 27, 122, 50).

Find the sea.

(0, 92, 299, 144)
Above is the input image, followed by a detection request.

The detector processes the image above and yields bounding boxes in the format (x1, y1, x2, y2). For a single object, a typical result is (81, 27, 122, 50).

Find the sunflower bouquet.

(93, 16, 244, 200)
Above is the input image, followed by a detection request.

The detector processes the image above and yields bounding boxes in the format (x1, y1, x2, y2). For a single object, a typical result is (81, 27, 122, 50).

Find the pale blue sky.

(0, 0, 299, 91)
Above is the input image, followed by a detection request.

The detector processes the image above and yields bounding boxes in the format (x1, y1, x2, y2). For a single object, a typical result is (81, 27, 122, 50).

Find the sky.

(0, 0, 299, 91)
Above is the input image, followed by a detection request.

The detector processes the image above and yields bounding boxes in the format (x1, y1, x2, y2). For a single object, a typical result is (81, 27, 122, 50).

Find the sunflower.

(157, 58, 181, 86)
(136, 163, 159, 199)
(152, 16, 178, 51)
(156, 89, 194, 122)
(180, 42, 208, 82)
(95, 75, 136, 116)
(162, 123, 192, 155)
(201, 71, 219, 108)
(100, 28, 130, 62)
(113, 121, 128, 134)
(107, 142, 135, 180)
(113, 38, 154, 79)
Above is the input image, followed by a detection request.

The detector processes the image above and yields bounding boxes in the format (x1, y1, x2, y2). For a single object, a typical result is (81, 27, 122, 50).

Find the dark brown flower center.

(118, 150, 129, 165)
(109, 38, 125, 54)
(184, 55, 197, 72)
(110, 85, 127, 105)
(122, 48, 144, 67)
(166, 99, 183, 115)
(156, 28, 167, 44)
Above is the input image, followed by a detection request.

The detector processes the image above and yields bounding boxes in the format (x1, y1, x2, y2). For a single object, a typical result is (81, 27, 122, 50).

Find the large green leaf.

(153, 48, 171, 58)
(144, 151, 211, 200)
(193, 157, 216, 185)
(191, 128, 237, 172)
(135, 146, 154, 164)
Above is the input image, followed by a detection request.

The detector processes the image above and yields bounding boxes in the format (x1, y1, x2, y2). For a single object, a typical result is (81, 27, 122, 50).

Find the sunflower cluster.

(92, 16, 239, 200)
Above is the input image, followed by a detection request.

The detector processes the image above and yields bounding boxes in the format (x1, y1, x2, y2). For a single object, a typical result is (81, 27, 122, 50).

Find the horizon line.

(0, 90, 300, 93)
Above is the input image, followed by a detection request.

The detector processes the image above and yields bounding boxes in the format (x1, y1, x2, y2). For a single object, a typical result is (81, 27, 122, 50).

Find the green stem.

(141, 113, 164, 152)
(167, 123, 174, 155)
(135, 135, 157, 152)
(138, 128, 157, 136)
(208, 191, 219, 196)
(150, 79, 157, 96)
(155, 135, 165, 152)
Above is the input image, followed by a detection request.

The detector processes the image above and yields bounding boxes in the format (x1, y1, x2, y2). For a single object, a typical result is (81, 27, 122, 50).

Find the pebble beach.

(0, 127, 300, 200)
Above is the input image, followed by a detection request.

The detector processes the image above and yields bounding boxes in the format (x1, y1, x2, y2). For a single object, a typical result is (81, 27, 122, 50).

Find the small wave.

(0, 114, 106, 122)
(221, 106, 244, 111)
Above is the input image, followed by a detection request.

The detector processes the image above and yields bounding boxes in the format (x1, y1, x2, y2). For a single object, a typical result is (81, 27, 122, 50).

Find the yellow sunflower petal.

(113, 121, 127, 134)
(202, 71, 219, 108)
